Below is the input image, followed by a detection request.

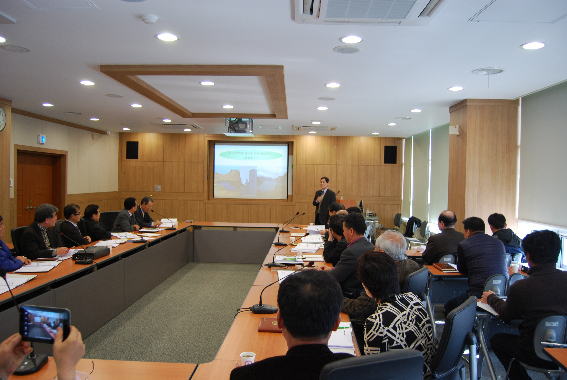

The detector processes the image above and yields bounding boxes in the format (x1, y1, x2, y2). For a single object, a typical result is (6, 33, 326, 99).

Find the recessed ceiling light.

(163, 119, 171, 122)
(411, 109, 422, 113)
(388, 123, 396, 126)
(472, 67, 504, 76)
(333, 45, 361, 54)
(156, 33, 179, 42)
(521, 42, 545, 50)
(90, 118, 99, 121)
(223, 105, 234, 109)
(42, 103, 54, 107)
(200, 81, 214, 86)
(131, 104, 142, 108)
(0, 36, 6, 43)
(309, 131, 317, 134)
(80, 80, 95, 86)
(372, 132, 380, 135)
(318, 97, 335, 101)
(123, 127, 130, 131)
(340, 35, 363, 44)
(325, 82, 340, 88)
(448, 86, 463, 92)
(311, 121, 321, 125)
(184, 128, 191, 132)
(317, 106, 328, 111)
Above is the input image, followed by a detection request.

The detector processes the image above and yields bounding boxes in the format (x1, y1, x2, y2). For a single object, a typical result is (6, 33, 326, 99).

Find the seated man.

(322, 213, 374, 297)
(0, 214, 31, 272)
(112, 197, 140, 232)
(230, 270, 352, 380)
(358, 251, 436, 375)
(482, 230, 567, 380)
(83, 204, 111, 241)
(134, 197, 162, 228)
(0, 326, 85, 380)
(342, 230, 420, 321)
(488, 213, 524, 263)
(323, 214, 347, 266)
(321, 202, 346, 236)
(444, 216, 507, 315)
(422, 210, 464, 265)
(21, 204, 69, 260)
(60, 204, 91, 248)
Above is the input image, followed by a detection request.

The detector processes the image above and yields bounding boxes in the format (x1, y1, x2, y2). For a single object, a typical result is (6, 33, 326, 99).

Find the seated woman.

(0, 214, 31, 272)
(358, 251, 436, 375)
(83, 204, 111, 242)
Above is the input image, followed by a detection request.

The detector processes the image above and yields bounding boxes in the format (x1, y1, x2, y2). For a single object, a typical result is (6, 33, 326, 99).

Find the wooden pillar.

(0, 98, 11, 240)
(448, 99, 519, 233)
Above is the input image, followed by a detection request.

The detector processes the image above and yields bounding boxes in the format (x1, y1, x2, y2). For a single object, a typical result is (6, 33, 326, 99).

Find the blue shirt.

(0, 239, 23, 272)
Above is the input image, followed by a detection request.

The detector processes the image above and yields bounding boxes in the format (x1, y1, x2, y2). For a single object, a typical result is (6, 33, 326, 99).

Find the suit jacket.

(329, 237, 375, 295)
(83, 217, 111, 241)
(60, 220, 90, 248)
(323, 237, 348, 267)
(422, 228, 465, 265)
(111, 209, 137, 232)
(134, 206, 154, 228)
(21, 222, 57, 260)
(312, 189, 336, 225)
(457, 232, 508, 292)
(230, 344, 352, 380)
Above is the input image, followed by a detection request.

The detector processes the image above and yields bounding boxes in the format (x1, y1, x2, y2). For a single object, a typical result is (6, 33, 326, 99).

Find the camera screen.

(20, 306, 70, 343)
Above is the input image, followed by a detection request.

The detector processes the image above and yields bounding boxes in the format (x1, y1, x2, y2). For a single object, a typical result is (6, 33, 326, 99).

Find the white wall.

(9, 114, 119, 197)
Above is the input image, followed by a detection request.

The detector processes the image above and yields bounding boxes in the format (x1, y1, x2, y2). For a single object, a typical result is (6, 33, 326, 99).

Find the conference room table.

(543, 348, 567, 372)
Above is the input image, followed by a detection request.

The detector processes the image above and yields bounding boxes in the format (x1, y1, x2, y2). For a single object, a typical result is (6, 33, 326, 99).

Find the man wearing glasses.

(21, 203, 69, 260)
(60, 204, 91, 248)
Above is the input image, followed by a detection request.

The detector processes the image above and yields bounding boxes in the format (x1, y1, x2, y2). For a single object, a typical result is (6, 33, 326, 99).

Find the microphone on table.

(281, 213, 305, 233)
(266, 235, 306, 268)
(151, 210, 176, 230)
(274, 212, 299, 246)
(250, 279, 279, 314)
(0, 268, 21, 313)
(60, 233, 93, 264)
(336, 191, 340, 195)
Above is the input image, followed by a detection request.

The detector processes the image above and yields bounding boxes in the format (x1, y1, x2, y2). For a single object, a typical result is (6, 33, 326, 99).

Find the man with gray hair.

(21, 204, 69, 260)
(342, 230, 419, 320)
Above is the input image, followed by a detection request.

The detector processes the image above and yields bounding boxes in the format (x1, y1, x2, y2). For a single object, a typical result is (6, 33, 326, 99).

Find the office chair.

(507, 273, 527, 293)
(438, 254, 456, 264)
(426, 296, 478, 380)
(402, 267, 436, 339)
(484, 274, 508, 297)
(99, 211, 119, 231)
(419, 221, 429, 241)
(10, 226, 27, 256)
(320, 348, 424, 380)
(53, 219, 65, 247)
(381, 213, 402, 232)
(504, 315, 567, 380)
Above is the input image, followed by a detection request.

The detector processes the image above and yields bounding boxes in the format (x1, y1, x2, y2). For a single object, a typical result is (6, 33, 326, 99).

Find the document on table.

(477, 301, 499, 317)
(302, 235, 323, 244)
(95, 239, 124, 248)
(111, 232, 138, 239)
(160, 219, 178, 228)
(277, 270, 295, 283)
(328, 322, 356, 355)
(290, 243, 321, 253)
(139, 233, 160, 237)
(14, 261, 61, 273)
(0, 274, 37, 295)
(306, 225, 325, 234)
(139, 228, 161, 232)
(290, 233, 305, 237)
(301, 255, 325, 262)
(274, 256, 304, 264)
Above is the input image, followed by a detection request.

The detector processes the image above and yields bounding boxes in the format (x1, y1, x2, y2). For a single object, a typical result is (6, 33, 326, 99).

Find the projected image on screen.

(214, 143, 288, 199)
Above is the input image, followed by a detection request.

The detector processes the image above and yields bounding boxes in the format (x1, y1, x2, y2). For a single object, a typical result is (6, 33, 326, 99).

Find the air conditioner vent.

(293, 125, 338, 131)
(151, 123, 203, 130)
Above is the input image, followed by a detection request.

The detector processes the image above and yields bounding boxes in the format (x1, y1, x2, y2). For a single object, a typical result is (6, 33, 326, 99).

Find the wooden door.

(17, 152, 60, 226)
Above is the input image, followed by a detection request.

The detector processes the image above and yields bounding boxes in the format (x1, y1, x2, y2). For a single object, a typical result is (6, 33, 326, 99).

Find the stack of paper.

(95, 239, 124, 248)
(139, 228, 161, 232)
(306, 225, 325, 234)
(277, 270, 295, 283)
(301, 255, 325, 262)
(328, 322, 356, 355)
(160, 219, 178, 228)
(111, 232, 138, 239)
(290, 243, 321, 253)
(274, 256, 304, 265)
(15, 261, 61, 273)
(0, 274, 37, 295)
(302, 235, 323, 244)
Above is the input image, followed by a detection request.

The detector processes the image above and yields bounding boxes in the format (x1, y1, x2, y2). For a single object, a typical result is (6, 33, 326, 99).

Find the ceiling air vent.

(151, 123, 203, 130)
(294, 0, 448, 26)
(293, 125, 338, 132)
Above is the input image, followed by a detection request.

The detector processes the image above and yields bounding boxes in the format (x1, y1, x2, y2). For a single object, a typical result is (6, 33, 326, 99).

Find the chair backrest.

(430, 296, 477, 377)
(52, 219, 65, 247)
(401, 266, 429, 297)
(505, 255, 512, 268)
(11, 226, 27, 255)
(319, 348, 424, 380)
(419, 222, 428, 240)
(438, 254, 456, 264)
(393, 213, 402, 228)
(99, 211, 119, 231)
(77, 218, 87, 236)
(507, 273, 526, 294)
(533, 315, 567, 361)
(483, 274, 507, 297)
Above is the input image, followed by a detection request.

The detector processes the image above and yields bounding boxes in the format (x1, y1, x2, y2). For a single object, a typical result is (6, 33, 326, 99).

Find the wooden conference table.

(544, 348, 567, 372)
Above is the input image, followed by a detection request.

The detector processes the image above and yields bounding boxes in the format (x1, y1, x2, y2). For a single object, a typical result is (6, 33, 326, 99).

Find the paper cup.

(240, 352, 256, 366)
(510, 263, 520, 273)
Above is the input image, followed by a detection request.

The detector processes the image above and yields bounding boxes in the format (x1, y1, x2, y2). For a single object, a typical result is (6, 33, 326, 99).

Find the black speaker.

(384, 146, 397, 164)
(126, 141, 139, 159)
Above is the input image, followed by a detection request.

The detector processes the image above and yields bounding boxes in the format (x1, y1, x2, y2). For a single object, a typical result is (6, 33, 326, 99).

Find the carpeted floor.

(83, 262, 259, 364)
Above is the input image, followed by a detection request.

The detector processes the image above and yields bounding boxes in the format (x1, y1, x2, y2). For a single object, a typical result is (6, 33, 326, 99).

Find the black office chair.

(77, 218, 87, 236)
(10, 226, 27, 256)
(402, 267, 436, 339)
(320, 348, 424, 380)
(53, 219, 65, 247)
(507, 273, 527, 294)
(419, 221, 428, 241)
(381, 213, 402, 232)
(426, 296, 478, 380)
(99, 211, 119, 231)
(504, 315, 567, 380)
(438, 254, 456, 264)
(484, 274, 508, 297)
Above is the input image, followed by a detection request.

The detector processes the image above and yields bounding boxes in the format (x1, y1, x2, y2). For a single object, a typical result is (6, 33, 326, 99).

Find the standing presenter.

(313, 177, 336, 225)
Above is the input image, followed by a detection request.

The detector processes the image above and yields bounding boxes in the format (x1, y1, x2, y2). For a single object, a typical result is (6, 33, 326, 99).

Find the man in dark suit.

(422, 210, 465, 265)
(323, 214, 348, 266)
(312, 177, 336, 225)
(230, 270, 352, 380)
(21, 204, 69, 260)
(444, 216, 507, 315)
(60, 204, 91, 248)
(134, 197, 162, 228)
(112, 197, 140, 232)
(322, 213, 374, 296)
(83, 204, 111, 241)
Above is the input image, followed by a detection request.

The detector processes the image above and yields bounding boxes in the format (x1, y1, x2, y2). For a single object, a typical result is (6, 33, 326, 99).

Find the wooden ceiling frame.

(100, 64, 287, 119)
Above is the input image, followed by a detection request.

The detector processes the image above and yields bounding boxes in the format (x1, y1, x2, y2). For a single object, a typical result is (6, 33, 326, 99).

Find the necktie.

(41, 228, 52, 249)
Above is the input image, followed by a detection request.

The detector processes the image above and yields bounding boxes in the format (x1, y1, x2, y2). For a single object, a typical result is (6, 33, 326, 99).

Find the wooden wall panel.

(249, 205, 271, 223)
(141, 133, 164, 162)
(379, 165, 402, 197)
(185, 134, 206, 162)
(226, 204, 249, 223)
(0, 99, 12, 232)
(448, 102, 468, 231)
(163, 134, 186, 161)
(121, 160, 148, 193)
(335, 165, 357, 198)
(205, 203, 228, 222)
(336, 137, 358, 166)
(66, 192, 122, 213)
(187, 200, 206, 221)
(163, 161, 185, 193)
(185, 164, 205, 193)
(295, 136, 336, 165)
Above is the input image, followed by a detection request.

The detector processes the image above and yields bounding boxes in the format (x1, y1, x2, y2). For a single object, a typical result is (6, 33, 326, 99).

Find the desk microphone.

(266, 235, 305, 268)
(249, 279, 279, 314)
(60, 233, 93, 264)
(281, 212, 305, 233)
(0, 268, 21, 313)
(151, 210, 176, 230)
(274, 212, 299, 246)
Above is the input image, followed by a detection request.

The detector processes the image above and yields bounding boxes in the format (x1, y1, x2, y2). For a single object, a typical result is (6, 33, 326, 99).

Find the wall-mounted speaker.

(126, 141, 139, 159)
(384, 146, 397, 164)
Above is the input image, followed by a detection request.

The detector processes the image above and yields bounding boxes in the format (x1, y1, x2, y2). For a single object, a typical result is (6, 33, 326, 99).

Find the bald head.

(438, 210, 457, 230)
(375, 230, 407, 261)
(336, 210, 348, 216)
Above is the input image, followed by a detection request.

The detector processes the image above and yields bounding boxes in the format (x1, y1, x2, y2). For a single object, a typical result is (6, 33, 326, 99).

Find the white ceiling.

(0, 0, 566, 138)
